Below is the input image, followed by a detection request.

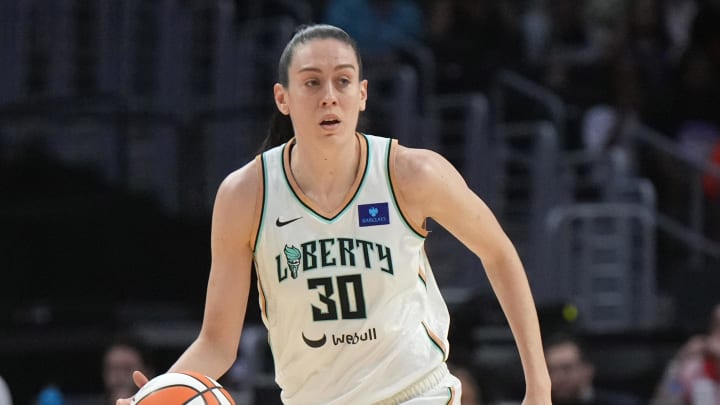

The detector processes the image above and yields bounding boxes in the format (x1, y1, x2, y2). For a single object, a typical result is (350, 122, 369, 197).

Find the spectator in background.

(663, 0, 699, 63)
(545, 334, 643, 405)
(102, 338, 153, 405)
(621, 0, 675, 133)
(522, 0, 626, 148)
(671, 0, 720, 135)
(653, 303, 720, 405)
(579, 57, 640, 157)
(704, 140, 720, 200)
(703, 139, 720, 241)
(324, 0, 424, 63)
(578, 0, 675, 159)
(638, 0, 720, 242)
(523, 0, 616, 82)
(427, 0, 523, 93)
(0, 376, 11, 405)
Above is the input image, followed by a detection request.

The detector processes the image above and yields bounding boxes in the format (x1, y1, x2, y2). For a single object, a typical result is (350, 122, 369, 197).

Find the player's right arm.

(116, 158, 259, 405)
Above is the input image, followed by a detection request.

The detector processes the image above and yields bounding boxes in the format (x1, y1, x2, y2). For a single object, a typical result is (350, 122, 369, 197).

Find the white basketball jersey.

(252, 134, 452, 405)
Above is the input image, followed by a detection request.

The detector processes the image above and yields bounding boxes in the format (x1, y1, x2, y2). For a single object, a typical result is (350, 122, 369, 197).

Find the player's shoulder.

(222, 156, 260, 189)
(215, 156, 261, 208)
(391, 142, 466, 210)
(393, 143, 451, 183)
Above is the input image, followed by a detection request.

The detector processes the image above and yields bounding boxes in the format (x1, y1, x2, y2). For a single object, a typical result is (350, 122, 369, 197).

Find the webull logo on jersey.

(276, 239, 394, 282)
(302, 328, 378, 348)
(358, 202, 389, 227)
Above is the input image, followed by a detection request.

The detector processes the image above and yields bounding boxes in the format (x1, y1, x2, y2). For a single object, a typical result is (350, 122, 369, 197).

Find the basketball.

(130, 371, 236, 405)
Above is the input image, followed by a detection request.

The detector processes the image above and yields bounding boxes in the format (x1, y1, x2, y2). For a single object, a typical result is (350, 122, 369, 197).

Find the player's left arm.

(393, 145, 552, 402)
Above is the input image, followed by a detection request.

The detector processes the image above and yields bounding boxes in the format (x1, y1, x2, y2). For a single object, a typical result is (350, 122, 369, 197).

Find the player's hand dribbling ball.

(130, 371, 236, 405)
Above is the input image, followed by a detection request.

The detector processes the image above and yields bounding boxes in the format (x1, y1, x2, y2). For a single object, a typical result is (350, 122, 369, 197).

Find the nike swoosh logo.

(276, 216, 302, 227)
(302, 332, 327, 348)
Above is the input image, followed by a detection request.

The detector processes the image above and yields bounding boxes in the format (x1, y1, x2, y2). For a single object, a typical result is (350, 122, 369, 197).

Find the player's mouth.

(320, 115, 341, 131)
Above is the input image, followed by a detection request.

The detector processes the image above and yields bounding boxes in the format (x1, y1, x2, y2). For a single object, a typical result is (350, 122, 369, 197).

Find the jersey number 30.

(307, 274, 366, 321)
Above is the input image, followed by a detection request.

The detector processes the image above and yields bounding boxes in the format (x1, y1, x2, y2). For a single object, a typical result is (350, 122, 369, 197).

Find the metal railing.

(492, 69, 568, 141)
(489, 69, 720, 331)
(545, 203, 659, 332)
(492, 70, 720, 268)
(423, 93, 491, 195)
(630, 124, 720, 264)
(494, 121, 570, 304)
(361, 64, 419, 148)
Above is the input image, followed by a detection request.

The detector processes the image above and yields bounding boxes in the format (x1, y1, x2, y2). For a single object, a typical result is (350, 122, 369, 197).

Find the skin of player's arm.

(394, 146, 552, 401)
(168, 160, 257, 378)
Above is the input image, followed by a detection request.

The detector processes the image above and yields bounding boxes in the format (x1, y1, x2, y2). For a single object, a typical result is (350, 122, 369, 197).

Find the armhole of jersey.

(387, 138, 428, 237)
(421, 321, 449, 361)
(250, 154, 266, 251)
(447, 386, 457, 405)
(254, 258, 269, 322)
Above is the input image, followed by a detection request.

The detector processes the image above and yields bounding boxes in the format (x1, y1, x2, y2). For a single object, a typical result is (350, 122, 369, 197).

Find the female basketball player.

(118, 24, 551, 404)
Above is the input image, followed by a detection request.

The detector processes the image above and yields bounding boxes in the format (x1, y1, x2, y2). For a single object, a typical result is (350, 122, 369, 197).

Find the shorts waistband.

(372, 363, 449, 405)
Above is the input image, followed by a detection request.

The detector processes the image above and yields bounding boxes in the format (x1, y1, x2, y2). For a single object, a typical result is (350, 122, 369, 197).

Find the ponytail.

(259, 110, 294, 152)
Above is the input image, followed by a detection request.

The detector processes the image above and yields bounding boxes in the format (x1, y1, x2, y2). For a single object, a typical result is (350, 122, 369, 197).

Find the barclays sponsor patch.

(358, 202, 390, 227)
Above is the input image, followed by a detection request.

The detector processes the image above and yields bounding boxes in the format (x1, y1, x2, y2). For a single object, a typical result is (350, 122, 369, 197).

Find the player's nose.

(321, 82, 338, 106)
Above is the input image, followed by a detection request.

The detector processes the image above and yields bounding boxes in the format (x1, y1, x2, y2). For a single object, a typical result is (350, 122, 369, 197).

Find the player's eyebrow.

(297, 64, 357, 74)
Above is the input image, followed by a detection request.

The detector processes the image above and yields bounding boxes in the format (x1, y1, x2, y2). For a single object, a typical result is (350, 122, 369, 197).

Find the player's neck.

(290, 133, 360, 208)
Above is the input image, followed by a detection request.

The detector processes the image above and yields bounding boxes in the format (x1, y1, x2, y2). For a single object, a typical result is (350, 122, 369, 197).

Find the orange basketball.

(130, 371, 236, 405)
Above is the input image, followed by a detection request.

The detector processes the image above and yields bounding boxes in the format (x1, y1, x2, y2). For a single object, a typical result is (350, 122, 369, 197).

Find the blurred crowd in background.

(1, 0, 720, 404)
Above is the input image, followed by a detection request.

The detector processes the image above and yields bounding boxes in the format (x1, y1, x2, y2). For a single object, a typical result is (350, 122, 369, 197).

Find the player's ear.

(274, 83, 290, 115)
(359, 79, 368, 112)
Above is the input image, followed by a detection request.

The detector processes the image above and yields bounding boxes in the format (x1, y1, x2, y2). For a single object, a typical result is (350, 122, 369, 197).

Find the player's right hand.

(115, 370, 149, 405)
